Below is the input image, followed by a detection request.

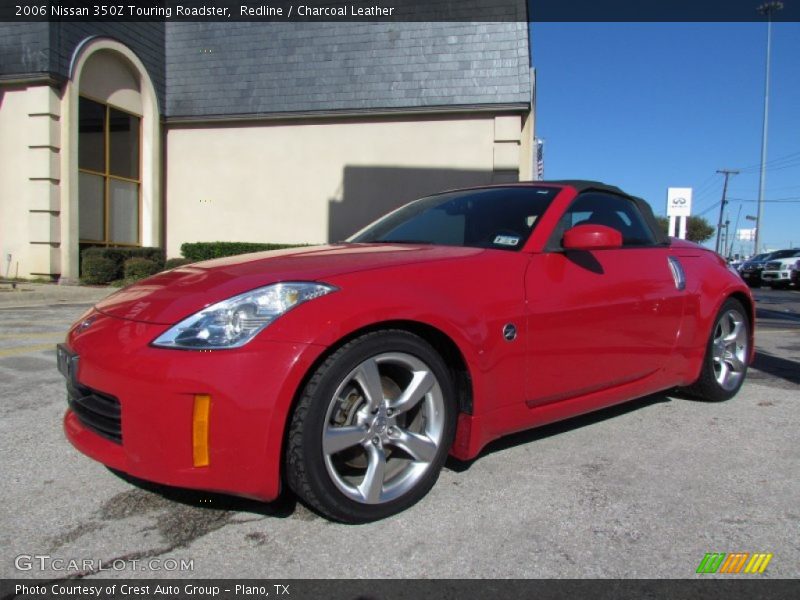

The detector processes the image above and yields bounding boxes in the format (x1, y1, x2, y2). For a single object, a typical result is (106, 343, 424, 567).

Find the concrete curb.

(0, 282, 115, 308)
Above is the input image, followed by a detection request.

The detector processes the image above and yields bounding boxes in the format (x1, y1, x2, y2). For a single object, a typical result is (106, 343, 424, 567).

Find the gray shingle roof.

(0, 23, 53, 77)
(1, 4, 530, 119)
(166, 20, 530, 118)
(0, 22, 166, 110)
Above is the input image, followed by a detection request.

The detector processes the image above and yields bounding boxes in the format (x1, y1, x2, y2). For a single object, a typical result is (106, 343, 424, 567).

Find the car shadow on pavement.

(108, 468, 302, 518)
(755, 307, 800, 323)
(445, 393, 671, 473)
(751, 350, 800, 386)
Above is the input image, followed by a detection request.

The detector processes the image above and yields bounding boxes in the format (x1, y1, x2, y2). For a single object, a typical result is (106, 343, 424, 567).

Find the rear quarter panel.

(669, 245, 755, 385)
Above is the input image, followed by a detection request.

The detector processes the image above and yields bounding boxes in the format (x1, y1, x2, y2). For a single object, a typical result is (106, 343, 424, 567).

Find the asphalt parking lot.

(0, 287, 798, 580)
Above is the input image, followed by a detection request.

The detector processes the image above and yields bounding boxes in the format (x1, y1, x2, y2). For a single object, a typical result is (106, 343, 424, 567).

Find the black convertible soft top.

(547, 180, 670, 246)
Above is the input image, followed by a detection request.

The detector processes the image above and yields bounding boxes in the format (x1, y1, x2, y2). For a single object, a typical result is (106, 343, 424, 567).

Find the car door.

(525, 191, 685, 408)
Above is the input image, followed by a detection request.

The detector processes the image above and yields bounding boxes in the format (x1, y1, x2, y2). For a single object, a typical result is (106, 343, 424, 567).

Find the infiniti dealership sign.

(667, 187, 693, 217)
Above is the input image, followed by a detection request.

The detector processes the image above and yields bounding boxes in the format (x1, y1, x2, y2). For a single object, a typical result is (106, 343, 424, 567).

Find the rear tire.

(285, 330, 456, 523)
(682, 298, 750, 402)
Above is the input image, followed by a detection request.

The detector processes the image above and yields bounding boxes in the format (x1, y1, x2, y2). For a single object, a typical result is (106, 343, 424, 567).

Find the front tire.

(683, 298, 750, 402)
(285, 330, 456, 523)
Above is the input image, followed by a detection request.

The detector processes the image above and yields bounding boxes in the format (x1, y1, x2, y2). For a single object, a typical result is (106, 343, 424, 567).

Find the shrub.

(83, 246, 165, 265)
(81, 246, 165, 282)
(123, 257, 161, 281)
(164, 257, 194, 270)
(180, 242, 306, 262)
(81, 256, 119, 285)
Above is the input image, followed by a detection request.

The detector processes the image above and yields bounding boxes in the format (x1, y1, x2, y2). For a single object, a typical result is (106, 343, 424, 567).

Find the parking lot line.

(0, 331, 65, 340)
(0, 319, 77, 327)
(0, 343, 55, 358)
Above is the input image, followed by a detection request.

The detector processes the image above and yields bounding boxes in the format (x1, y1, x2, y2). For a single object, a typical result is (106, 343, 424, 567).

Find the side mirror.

(562, 224, 623, 251)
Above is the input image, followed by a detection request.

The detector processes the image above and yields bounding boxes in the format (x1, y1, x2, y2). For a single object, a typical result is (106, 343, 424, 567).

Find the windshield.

(348, 187, 560, 251)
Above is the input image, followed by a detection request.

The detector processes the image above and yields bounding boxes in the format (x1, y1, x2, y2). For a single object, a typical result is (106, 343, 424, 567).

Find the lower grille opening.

(67, 382, 122, 444)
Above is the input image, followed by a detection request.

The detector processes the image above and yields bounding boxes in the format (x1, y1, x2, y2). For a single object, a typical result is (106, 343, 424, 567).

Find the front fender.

(260, 252, 531, 418)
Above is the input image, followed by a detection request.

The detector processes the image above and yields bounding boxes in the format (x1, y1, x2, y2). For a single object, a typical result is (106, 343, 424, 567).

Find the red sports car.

(59, 181, 754, 522)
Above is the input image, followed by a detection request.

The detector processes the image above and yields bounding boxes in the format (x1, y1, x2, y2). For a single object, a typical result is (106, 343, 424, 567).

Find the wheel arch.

(276, 319, 475, 488)
(727, 290, 756, 364)
(290, 319, 473, 416)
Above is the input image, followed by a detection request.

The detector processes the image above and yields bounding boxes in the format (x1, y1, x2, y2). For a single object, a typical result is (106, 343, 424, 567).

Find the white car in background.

(761, 249, 800, 289)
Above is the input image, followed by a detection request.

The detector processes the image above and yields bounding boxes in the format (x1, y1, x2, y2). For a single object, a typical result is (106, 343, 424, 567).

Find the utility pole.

(755, 1, 783, 255)
(723, 219, 730, 257)
(715, 169, 739, 255)
(728, 204, 743, 257)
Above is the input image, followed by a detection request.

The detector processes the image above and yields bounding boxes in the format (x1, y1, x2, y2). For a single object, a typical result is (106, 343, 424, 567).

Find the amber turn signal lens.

(192, 394, 211, 467)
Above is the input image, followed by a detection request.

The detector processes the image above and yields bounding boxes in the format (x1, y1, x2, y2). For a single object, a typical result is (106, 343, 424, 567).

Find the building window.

(78, 96, 141, 246)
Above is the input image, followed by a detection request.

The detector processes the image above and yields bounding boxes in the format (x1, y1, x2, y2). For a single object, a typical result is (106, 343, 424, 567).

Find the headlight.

(152, 282, 336, 350)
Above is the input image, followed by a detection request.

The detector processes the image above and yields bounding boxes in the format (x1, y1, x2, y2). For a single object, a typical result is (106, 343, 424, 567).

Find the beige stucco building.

(0, 14, 534, 282)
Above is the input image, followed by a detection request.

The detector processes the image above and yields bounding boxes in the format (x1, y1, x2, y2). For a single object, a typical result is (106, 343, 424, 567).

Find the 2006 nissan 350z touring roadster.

(59, 181, 754, 522)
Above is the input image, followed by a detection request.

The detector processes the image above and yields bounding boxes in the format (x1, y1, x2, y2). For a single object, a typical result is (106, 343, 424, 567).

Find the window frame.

(78, 94, 143, 248)
(546, 191, 662, 252)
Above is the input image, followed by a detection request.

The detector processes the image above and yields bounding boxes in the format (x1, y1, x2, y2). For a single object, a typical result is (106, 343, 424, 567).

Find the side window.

(550, 192, 657, 249)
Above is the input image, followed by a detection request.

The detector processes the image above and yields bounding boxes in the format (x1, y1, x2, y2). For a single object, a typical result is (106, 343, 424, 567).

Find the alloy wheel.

(711, 308, 748, 391)
(321, 352, 445, 505)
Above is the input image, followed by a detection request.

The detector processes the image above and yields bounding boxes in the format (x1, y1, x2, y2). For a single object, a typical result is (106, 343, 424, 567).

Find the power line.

(728, 197, 800, 203)
(736, 183, 800, 193)
(691, 179, 723, 212)
(696, 201, 721, 217)
(737, 158, 800, 174)
(692, 173, 721, 198)
(734, 149, 800, 172)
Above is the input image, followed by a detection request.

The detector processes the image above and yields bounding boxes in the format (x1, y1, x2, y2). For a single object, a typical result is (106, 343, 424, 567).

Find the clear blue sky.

(530, 22, 800, 255)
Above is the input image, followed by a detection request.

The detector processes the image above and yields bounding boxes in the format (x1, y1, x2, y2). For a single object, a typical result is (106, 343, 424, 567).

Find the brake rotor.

(330, 376, 402, 469)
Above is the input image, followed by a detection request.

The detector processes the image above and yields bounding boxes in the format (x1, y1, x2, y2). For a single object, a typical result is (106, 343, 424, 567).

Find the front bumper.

(62, 310, 325, 501)
(761, 271, 790, 282)
(740, 270, 761, 282)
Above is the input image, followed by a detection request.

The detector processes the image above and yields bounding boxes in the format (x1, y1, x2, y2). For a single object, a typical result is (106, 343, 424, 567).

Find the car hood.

(762, 258, 798, 267)
(95, 243, 484, 324)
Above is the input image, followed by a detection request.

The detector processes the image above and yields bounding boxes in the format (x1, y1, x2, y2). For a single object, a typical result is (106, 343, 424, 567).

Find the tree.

(655, 216, 715, 244)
